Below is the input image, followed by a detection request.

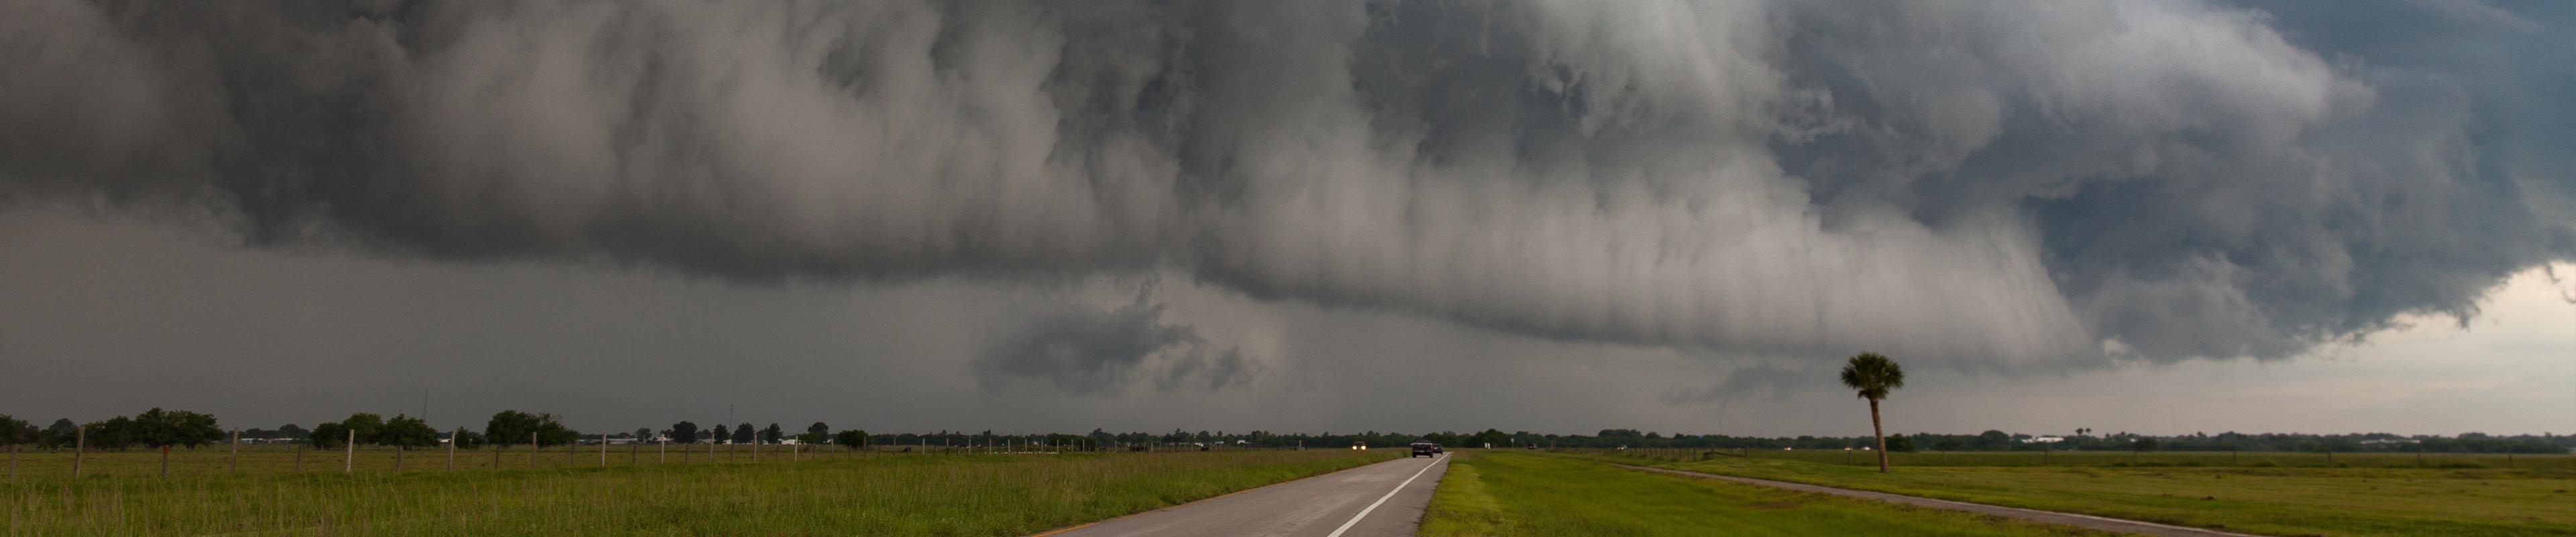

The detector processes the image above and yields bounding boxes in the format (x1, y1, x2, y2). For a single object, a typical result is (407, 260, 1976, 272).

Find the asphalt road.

(1045, 453, 1450, 537)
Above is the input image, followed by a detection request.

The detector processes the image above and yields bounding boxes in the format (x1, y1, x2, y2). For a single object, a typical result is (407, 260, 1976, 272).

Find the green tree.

(133, 407, 223, 448)
(39, 419, 78, 448)
(339, 413, 386, 444)
(669, 422, 700, 444)
(451, 430, 487, 449)
(0, 414, 33, 445)
(486, 410, 574, 446)
(374, 414, 439, 448)
(761, 423, 785, 444)
(309, 422, 350, 448)
(732, 424, 754, 444)
(807, 422, 829, 436)
(1838, 352, 1907, 473)
(835, 429, 869, 450)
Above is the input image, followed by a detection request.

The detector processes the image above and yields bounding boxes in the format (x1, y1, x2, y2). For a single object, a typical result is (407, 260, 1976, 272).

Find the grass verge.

(1419, 452, 2106, 536)
(3, 450, 1395, 536)
(1617, 453, 2576, 536)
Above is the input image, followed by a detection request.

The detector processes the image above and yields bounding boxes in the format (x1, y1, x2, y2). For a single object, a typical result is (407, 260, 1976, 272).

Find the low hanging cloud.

(2, 0, 2571, 370)
(970, 289, 1257, 395)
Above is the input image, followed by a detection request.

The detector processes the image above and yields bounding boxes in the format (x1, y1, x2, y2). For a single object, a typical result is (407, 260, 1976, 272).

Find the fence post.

(73, 426, 85, 478)
(600, 434, 608, 467)
(531, 432, 539, 468)
(7, 442, 15, 479)
(294, 444, 303, 473)
(344, 430, 355, 473)
(448, 429, 458, 471)
(230, 430, 241, 475)
(659, 438, 666, 464)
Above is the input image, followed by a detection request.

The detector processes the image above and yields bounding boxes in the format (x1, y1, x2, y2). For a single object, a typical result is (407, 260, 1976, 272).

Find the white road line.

(1323, 454, 1444, 537)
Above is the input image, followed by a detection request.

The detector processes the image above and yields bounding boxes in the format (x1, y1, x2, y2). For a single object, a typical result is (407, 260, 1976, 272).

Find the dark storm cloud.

(2, 0, 2571, 369)
(970, 287, 1256, 395)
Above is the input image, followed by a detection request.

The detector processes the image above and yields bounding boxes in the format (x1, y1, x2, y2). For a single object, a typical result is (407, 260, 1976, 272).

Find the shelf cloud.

(4, 0, 2570, 371)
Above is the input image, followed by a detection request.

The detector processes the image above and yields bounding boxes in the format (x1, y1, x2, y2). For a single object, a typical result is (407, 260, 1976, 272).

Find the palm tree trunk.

(1869, 397, 1889, 473)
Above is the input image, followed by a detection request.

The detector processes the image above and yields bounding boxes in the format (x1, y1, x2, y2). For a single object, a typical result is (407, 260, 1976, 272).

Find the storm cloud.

(971, 285, 1257, 395)
(3, 0, 2571, 371)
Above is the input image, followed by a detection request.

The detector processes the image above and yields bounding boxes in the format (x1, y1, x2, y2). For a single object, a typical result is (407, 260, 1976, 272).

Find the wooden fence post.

(447, 429, 457, 471)
(72, 426, 84, 478)
(345, 430, 356, 473)
(659, 438, 667, 464)
(160, 444, 170, 478)
(294, 444, 303, 473)
(229, 430, 241, 475)
(531, 432, 539, 468)
(600, 434, 608, 467)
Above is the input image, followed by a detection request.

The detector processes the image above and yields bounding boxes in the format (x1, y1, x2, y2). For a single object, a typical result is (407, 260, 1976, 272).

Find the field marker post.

(600, 434, 609, 467)
(532, 432, 539, 468)
(659, 438, 666, 463)
(72, 426, 83, 477)
(160, 445, 171, 477)
(447, 428, 458, 471)
(792, 442, 800, 462)
(344, 430, 355, 473)
(229, 430, 241, 475)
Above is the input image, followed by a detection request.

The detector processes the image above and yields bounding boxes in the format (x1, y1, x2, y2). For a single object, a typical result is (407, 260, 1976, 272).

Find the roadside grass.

(2, 449, 1395, 536)
(0, 443, 1012, 479)
(1597, 447, 2576, 469)
(1419, 451, 2108, 536)
(1604, 452, 2576, 537)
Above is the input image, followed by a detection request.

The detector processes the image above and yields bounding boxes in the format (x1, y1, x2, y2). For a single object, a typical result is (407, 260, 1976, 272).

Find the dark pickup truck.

(1409, 442, 1442, 458)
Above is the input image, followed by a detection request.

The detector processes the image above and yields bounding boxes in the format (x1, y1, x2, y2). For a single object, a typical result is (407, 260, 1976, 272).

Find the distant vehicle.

(1409, 441, 1440, 458)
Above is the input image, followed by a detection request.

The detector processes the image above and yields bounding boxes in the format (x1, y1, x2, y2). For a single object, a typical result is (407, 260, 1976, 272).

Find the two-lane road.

(1045, 454, 1450, 537)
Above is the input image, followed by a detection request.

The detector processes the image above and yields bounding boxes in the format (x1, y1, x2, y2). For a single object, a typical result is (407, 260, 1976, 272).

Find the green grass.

(1598, 447, 2576, 469)
(1419, 451, 2108, 536)
(1608, 452, 2576, 536)
(2, 449, 1396, 536)
(0, 443, 1016, 478)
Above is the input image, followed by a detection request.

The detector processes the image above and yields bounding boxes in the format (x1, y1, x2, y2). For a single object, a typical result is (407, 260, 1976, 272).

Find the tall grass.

(1580, 447, 2576, 469)
(3, 449, 1395, 536)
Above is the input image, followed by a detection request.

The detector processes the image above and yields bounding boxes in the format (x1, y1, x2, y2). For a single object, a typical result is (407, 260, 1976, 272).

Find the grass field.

(1599, 447, 2576, 469)
(1419, 451, 2109, 536)
(0, 442, 1148, 479)
(1601, 451, 2576, 536)
(2, 448, 1395, 536)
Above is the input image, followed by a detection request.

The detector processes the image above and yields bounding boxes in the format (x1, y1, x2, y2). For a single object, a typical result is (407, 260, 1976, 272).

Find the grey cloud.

(971, 288, 1257, 395)
(1, 0, 2571, 371)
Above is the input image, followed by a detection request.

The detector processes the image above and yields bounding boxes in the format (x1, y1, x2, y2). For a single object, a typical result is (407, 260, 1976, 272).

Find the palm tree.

(1839, 352, 1906, 473)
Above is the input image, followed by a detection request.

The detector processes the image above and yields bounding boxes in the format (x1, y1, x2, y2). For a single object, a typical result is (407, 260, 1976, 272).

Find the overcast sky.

(3, 0, 2572, 438)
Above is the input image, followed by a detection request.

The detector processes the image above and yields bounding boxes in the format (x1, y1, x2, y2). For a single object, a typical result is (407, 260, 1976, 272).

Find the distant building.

(2021, 436, 2065, 444)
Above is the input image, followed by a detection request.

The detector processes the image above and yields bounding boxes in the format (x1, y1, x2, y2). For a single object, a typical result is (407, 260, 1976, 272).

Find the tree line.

(6, 411, 2569, 454)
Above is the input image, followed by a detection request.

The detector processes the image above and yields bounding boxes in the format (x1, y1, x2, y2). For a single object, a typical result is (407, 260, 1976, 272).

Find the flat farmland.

(1419, 451, 2109, 536)
(1609, 452, 2576, 536)
(1, 448, 1397, 536)
(1601, 448, 2576, 470)
(1, 443, 1032, 479)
